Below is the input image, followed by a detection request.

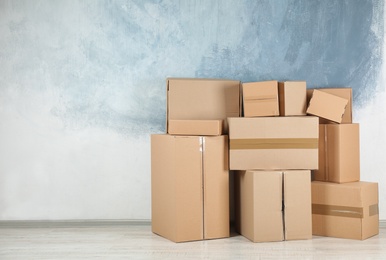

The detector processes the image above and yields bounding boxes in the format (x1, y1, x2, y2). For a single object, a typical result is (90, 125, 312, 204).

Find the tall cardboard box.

(312, 181, 379, 240)
(306, 88, 352, 123)
(228, 117, 319, 170)
(235, 170, 312, 242)
(314, 124, 360, 183)
(151, 134, 229, 242)
(167, 78, 240, 133)
(307, 90, 348, 123)
(242, 81, 279, 117)
(278, 81, 307, 116)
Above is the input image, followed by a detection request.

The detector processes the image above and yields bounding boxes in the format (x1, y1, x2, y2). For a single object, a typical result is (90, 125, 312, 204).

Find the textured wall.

(0, 0, 384, 220)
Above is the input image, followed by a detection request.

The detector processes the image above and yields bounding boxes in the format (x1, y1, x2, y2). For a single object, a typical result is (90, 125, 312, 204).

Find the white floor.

(0, 221, 385, 259)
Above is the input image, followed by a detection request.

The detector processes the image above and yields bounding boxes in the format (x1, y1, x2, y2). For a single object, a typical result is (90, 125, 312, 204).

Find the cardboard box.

(228, 117, 319, 170)
(314, 124, 360, 183)
(242, 81, 279, 117)
(312, 181, 379, 240)
(167, 78, 241, 134)
(235, 170, 311, 242)
(168, 120, 223, 136)
(307, 88, 352, 123)
(151, 134, 229, 242)
(306, 90, 348, 123)
(279, 81, 307, 116)
(283, 171, 312, 240)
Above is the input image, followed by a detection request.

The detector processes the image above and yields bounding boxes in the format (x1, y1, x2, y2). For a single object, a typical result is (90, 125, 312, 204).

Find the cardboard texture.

(235, 170, 283, 242)
(306, 89, 348, 123)
(279, 81, 307, 116)
(151, 134, 229, 242)
(235, 170, 311, 242)
(228, 117, 319, 170)
(167, 78, 240, 134)
(307, 88, 353, 123)
(312, 181, 379, 240)
(284, 171, 312, 240)
(168, 120, 223, 136)
(242, 81, 279, 117)
(314, 124, 360, 183)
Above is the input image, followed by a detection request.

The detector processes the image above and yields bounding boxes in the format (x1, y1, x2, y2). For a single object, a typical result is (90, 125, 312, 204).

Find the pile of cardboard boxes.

(151, 78, 379, 243)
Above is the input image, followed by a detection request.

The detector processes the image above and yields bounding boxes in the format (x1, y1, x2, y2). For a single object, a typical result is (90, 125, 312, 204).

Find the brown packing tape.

(312, 204, 379, 218)
(312, 204, 363, 218)
(230, 138, 318, 150)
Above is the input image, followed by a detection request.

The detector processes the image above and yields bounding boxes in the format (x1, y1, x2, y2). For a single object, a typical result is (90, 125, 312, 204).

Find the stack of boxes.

(306, 88, 379, 240)
(231, 81, 316, 242)
(151, 78, 379, 243)
(151, 78, 241, 242)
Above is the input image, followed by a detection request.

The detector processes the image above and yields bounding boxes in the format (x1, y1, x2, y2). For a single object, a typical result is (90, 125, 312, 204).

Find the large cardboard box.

(307, 88, 352, 123)
(167, 78, 241, 134)
(168, 120, 223, 136)
(151, 134, 229, 242)
(312, 181, 379, 240)
(307, 90, 348, 123)
(314, 124, 360, 183)
(228, 117, 319, 170)
(242, 81, 279, 117)
(235, 170, 312, 242)
(279, 81, 307, 116)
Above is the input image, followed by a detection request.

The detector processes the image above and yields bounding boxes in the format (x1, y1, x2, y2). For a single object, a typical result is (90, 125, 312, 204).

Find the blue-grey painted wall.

(0, 0, 384, 220)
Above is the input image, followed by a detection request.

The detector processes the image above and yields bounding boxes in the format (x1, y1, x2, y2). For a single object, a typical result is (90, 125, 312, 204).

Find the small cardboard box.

(306, 90, 348, 123)
(235, 170, 312, 242)
(168, 120, 223, 136)
(314, 124, 360, 183)
(151, 134, 229, 242)
(167, 78, 241, 134)
(279, 81, 307, 116)
(242, 81, 279, 117)
(307, 88, 352, 123)
(312, 181, 379, 240)
(228, 117, 319, 170)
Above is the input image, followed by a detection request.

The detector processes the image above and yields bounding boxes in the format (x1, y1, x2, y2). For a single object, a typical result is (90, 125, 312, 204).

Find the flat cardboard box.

(306, 90, 348, 123)
(168, 120, 223, 136)
(228, 117, 319, 170)
(167, 78, 241, 134)
(151, 134, 229, 242)
(242, 81, 279, 117)
(306, 88, 352, 123)
(235, 170, 311, 242)
(279, 81, 307, 116)
(314, 124, 360, 183)
(312, 181, 379, 240)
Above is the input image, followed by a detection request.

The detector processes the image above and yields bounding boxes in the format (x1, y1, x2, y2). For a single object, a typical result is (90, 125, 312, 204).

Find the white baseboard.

(0, 219, 151, 228)
(0, 219, 385, 228)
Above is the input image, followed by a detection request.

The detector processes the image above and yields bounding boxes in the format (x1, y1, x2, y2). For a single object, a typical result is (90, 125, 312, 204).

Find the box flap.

(306, 89, 348, 123)
(283, 171, 312, 240)
(306, 88, 353, 123)
(202, 135, 230, 239)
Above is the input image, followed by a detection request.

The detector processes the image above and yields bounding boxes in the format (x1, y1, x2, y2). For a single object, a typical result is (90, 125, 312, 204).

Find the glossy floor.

(0, 221, 385, 259)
